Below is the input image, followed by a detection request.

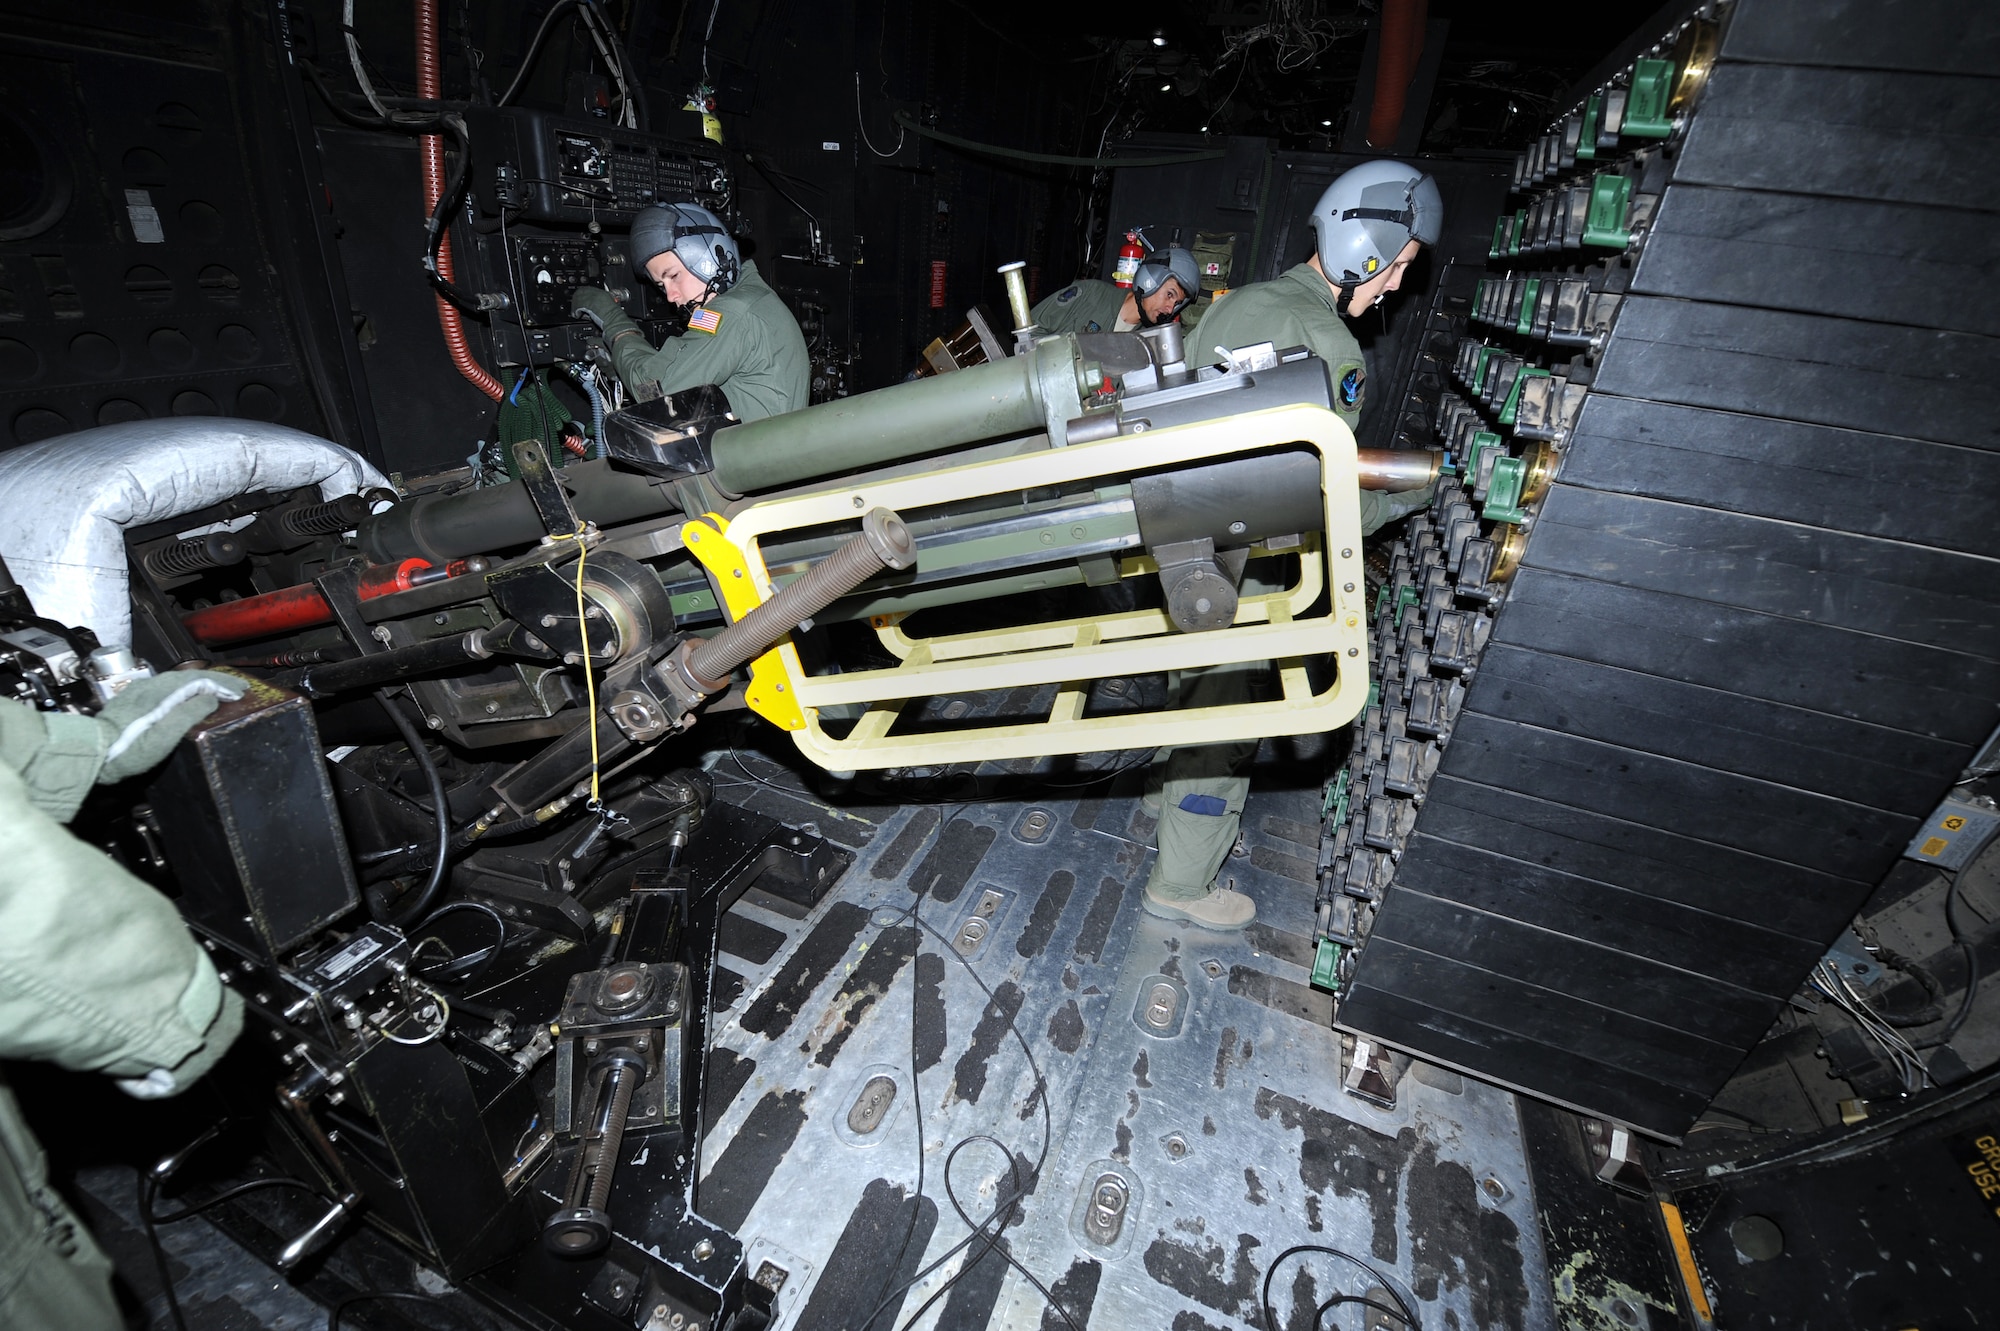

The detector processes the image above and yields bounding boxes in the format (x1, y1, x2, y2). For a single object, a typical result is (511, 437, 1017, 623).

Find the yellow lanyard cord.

(554, 523, 602, 808)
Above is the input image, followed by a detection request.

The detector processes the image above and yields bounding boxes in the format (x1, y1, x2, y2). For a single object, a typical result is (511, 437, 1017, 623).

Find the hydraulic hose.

(375, 690, 451, 927)
(416, 0, 504, 400)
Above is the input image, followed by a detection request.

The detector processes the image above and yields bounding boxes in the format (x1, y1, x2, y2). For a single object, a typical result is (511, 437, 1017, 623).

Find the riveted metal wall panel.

(0, 8, 375, 458)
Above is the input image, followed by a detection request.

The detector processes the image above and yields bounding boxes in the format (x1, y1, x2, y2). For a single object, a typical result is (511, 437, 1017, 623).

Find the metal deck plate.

(697, 751, 1551, 1330)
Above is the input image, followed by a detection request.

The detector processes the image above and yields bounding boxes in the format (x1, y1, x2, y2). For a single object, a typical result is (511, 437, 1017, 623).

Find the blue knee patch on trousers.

(1177, 794, 1228, 816)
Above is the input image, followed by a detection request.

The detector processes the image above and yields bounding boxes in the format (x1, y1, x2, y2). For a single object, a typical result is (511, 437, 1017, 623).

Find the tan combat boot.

(1141, 883, 1256, 930)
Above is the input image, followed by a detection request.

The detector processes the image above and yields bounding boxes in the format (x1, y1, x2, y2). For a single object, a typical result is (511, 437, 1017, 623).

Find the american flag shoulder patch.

(688, 307, 723, 334)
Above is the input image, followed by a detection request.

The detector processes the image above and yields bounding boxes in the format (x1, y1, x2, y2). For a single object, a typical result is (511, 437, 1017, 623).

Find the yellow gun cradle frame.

(685, 401, 1370, 770)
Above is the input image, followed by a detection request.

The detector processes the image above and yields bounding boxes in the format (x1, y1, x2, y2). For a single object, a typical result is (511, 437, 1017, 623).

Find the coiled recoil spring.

(143, 532, 247, 579)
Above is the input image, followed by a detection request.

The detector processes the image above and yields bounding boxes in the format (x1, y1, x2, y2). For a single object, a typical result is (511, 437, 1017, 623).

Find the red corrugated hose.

(416, 0, 504, 400)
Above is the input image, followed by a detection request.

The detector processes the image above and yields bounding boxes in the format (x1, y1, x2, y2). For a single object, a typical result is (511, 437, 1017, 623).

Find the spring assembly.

(144, 532, 247, 579)
(280, 494, 374, 537)
(684, 507, 915, 687)
(541, 1048, 647, 1257)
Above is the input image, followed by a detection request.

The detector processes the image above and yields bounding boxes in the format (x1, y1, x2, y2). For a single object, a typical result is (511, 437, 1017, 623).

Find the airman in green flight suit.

(1143, 160, 1444, 932)
(1029, 245, 1198, 335)
(573, 201, 810, 423)
(0, 671, 249, 1331)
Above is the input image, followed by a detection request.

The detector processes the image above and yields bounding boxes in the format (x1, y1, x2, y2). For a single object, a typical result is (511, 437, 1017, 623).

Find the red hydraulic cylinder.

(182, 559, 431, 646)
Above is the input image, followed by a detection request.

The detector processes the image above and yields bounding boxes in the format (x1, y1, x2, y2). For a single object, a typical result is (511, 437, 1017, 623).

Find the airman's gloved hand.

(0, 670, 244, 822)
(96, 670, 247, 782)
(570, 284, 620, 331)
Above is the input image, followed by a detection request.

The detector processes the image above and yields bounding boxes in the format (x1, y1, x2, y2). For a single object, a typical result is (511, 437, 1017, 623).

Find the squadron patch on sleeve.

(1339, 365, 1365, 409)
(1055, 285, 1081, 304)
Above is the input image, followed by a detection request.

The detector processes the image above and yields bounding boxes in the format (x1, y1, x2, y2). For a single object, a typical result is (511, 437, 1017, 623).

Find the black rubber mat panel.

(791, 1178, 939, 1331)
(932, 1234, 1015, 1331)
(1721, 0, 2000, 78)
(1562, 395, 2000, 557)
(1676, 62, 2000, 212)
(908, 820, 998, 903)
(1352, 937, 1743, 1089)
(1592, 296, 1999, 446)
(1368, 885, 1785, 1049)
(1334, 981, 1710, 1138)
(870, 807, 941, 879)
(1523, 486, 2000, 656)
(1040, 1256, 1103, 1330)
(1438, 712, 1917, 882)
(702, 1047, 757, 1129)
(717, 913, 788, 965)
(1415, 775, 1878, 943)
(1634, 184, 2000, 335)
(1493, 570, 2000, 744)
(1468, 643, 1963, 815)
(1386, 832, 1823, 1000)
(737, 901, 870, 1040)
(699, 1089, 810, 1232)
(1347, 7, 2000, 1142)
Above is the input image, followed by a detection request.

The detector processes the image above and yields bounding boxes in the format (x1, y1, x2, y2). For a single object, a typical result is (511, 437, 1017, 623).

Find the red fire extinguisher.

(1113, 230, 1145, 288)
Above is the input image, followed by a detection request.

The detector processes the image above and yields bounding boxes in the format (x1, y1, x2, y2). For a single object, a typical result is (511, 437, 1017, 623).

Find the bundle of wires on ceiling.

(1810, 956, 1935, 1095)
(1211, 0, 1359, 73)
(499, 0, 648, 129)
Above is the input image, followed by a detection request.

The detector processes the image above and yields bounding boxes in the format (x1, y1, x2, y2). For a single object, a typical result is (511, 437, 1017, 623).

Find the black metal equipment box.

(147, 673, 359, 962)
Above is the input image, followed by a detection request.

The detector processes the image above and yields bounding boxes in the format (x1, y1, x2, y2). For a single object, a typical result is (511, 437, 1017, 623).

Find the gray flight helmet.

(1133, 245, 1199, 304)
(1309, 160, 1443, 287)
(630, 201, 742, 296)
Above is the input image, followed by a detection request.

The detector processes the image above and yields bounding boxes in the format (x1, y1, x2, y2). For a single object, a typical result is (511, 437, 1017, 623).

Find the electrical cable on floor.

(852, 798, 1079, 1330)
(1261, 1243, 1421, 1331)
(1919, 867, 1981, 1049)
(138, 1173, 190, 1331)
(1812, 959, 1931, 1092)
(148, 1176, 334, 1226)
(856, 804, 1077, 1331)
(140, 1170, 340, 1331)
(1865, 947, 1947, 1027)
(857, 805, 942, 1331)
(1320, 1287, 1416, 1319)
(891, 909, 1083, 1331)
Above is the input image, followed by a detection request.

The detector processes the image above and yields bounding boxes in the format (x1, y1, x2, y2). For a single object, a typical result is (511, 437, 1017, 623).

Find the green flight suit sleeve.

(0, 686, 245, 1096)
(0, 706, 110, 824)
(638, 320, 761, 406)
(1357, 481, 1435, 537)
(602, 305, 663, 393)
(604, 277, 805, 422)
(0, 757, 242, 1093)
